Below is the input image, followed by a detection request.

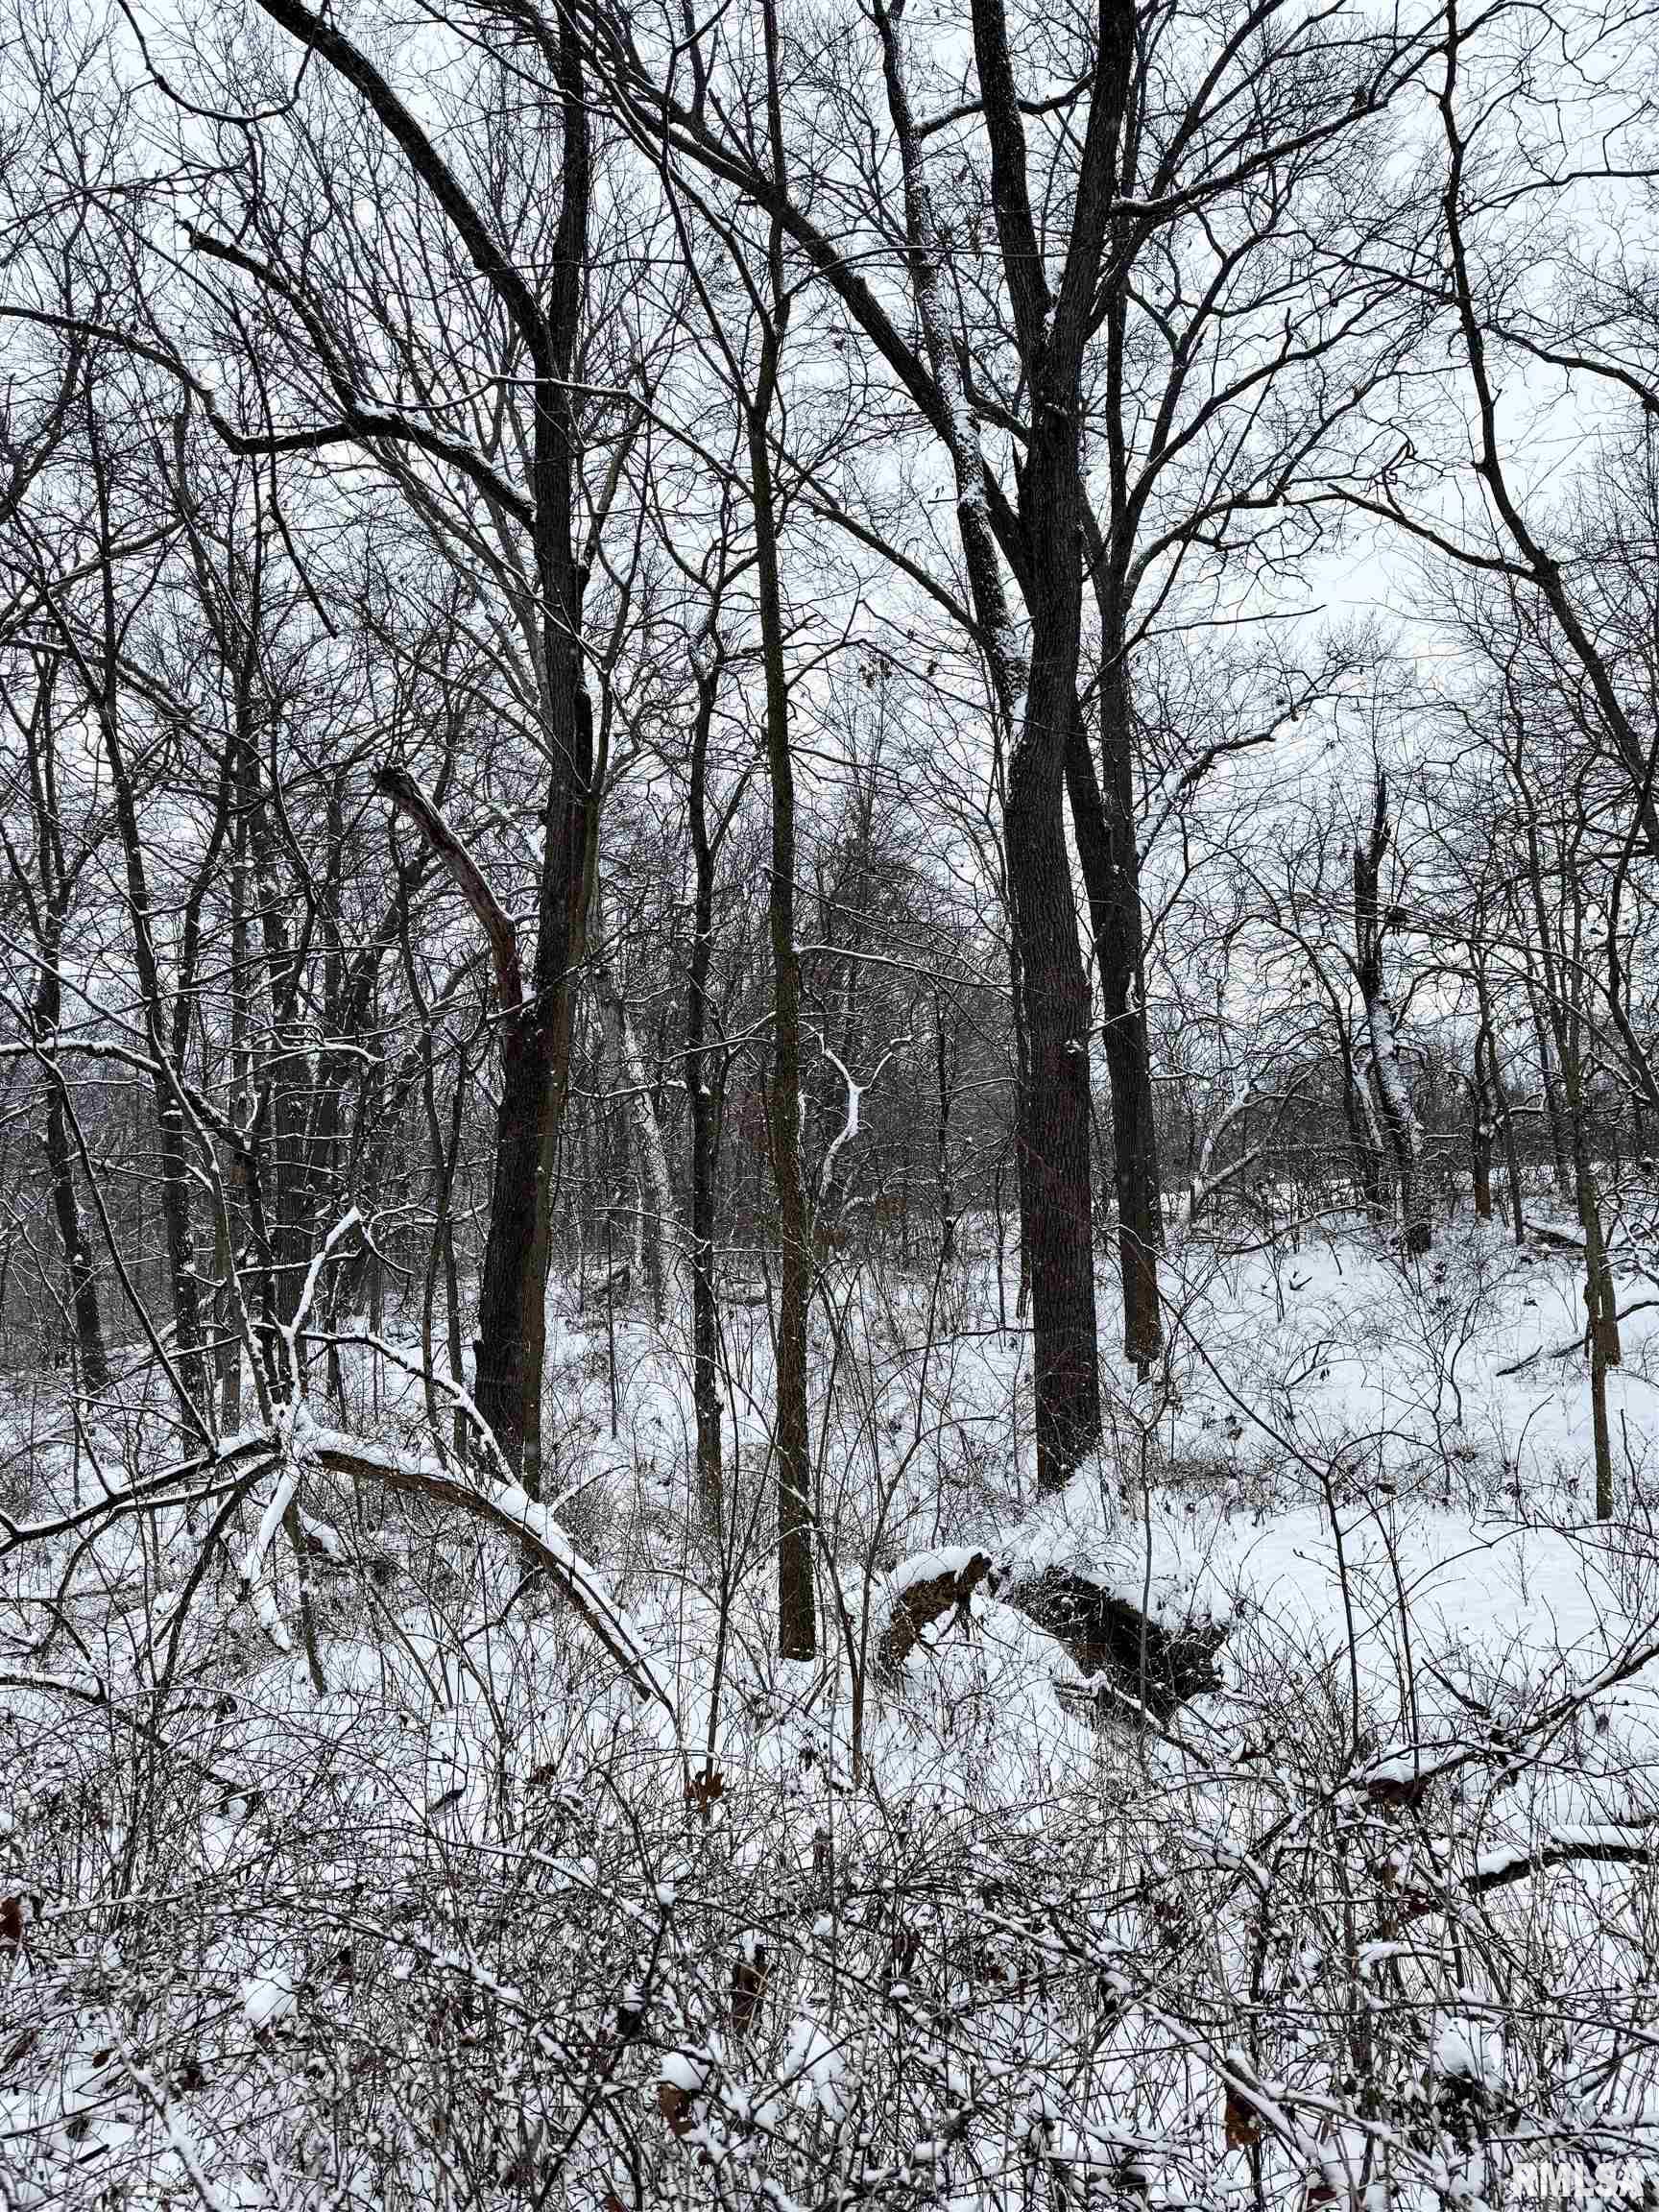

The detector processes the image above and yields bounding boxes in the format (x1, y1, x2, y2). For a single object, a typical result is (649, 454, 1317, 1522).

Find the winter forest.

(7, 0, 1659, 2199)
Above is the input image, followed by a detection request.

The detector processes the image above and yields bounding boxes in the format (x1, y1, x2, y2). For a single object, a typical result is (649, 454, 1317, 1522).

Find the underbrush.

(4, 1225, 1659, 2208)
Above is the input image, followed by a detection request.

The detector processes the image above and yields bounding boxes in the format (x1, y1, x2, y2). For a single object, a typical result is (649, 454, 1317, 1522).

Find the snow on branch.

(815, 1034, 909, 1204)
(301, 1428, 679, 1731)
(1465, 1820, 1659, 1899)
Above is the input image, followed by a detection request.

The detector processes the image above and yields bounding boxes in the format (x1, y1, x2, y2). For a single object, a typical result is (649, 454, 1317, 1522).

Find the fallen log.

(1002, 1563, 1226, 1716)
(876, 1536, 1225, 1719)
(878, 1548, 995, 1676)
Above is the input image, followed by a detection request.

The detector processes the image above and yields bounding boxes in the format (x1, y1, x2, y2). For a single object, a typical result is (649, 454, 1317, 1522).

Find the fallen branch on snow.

(1464, 1819, 1659, 1899)
(1495, 1293, 1659, 1377)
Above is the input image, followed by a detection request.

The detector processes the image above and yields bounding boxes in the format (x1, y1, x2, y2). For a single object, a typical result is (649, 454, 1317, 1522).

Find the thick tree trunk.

(878, 0, 1106, 1486)
(476, 18, 592, 1497)
(751, 348, 816, 1660)
(1067, 690, 1163, 1366)
(254, 0, 592, 1495)
(474, 1023, 561, 1483)
(1002, 365, 1108, 1489)
(1006, 717, 1102, 1488)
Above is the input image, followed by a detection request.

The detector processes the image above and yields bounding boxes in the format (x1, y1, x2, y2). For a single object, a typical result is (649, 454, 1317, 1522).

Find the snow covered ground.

(3, 1212, 1657, 2208)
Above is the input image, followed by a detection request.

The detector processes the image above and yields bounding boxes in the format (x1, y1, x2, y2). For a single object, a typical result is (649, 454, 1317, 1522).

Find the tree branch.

(376, 768, 523, 1016)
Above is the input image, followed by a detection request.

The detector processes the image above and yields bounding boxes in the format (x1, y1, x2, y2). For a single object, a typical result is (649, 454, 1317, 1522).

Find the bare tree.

(1353, 774, 1431, 1256)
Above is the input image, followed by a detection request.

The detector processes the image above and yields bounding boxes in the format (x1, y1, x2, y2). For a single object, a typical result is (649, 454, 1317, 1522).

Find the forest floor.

(3, 1206, 1658, 2210)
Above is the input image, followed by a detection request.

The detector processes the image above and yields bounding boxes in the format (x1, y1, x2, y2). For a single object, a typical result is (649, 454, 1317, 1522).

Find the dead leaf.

(685, 1767, 725, 1815)
(1224, 2086, 1262, 2149)
(658, 2080, 694, 2137)
(0, 1898, 22, 1952)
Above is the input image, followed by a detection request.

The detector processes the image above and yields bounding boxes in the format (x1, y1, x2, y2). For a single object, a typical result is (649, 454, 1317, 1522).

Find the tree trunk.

(1470, 1097, 1492, 1219)
(99, 712, 204, 1405)
(877, 0, 1108, 1484)
(1476, 969, 1525, 1244)
(1067, 690, 1163, 1365)
(747, 102, 815, 1654)
(1514, 739, 1618, 1516)
(252, 0, 592, 1495)
(32, 893, 108, 1392)
(221, 809, 252, 1430)
(1339, 1033, 1387, 1216)
(934, 996, 956, 1266)
(1529, 983, 1575, 1205)
(596, 951, 676, 1325)
(1353, 776, 1430, 1255)
(1006, 714, 1102, 1491)
(475, 1023, 561, 1484)
(1003, 373, 1108, 1488)
(687, 644, 726, 1533)
(43, 1074, 108, 1392)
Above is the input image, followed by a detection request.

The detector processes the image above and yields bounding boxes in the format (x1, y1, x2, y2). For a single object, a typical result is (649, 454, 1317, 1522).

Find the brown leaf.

(0, 1898, 22, 1952)
(0, 2025, 40, 2077)
(685, 1767, 725, 1815)
(658, 2080, 694, 2137)
(1224, 2087, 1262, 2149)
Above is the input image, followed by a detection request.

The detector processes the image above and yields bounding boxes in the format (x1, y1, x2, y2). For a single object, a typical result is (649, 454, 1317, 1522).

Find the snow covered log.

(877, 1547, 995, 1676)
(876, 1540, 1225, 1718)
(998, 1563, 1225, 1717)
